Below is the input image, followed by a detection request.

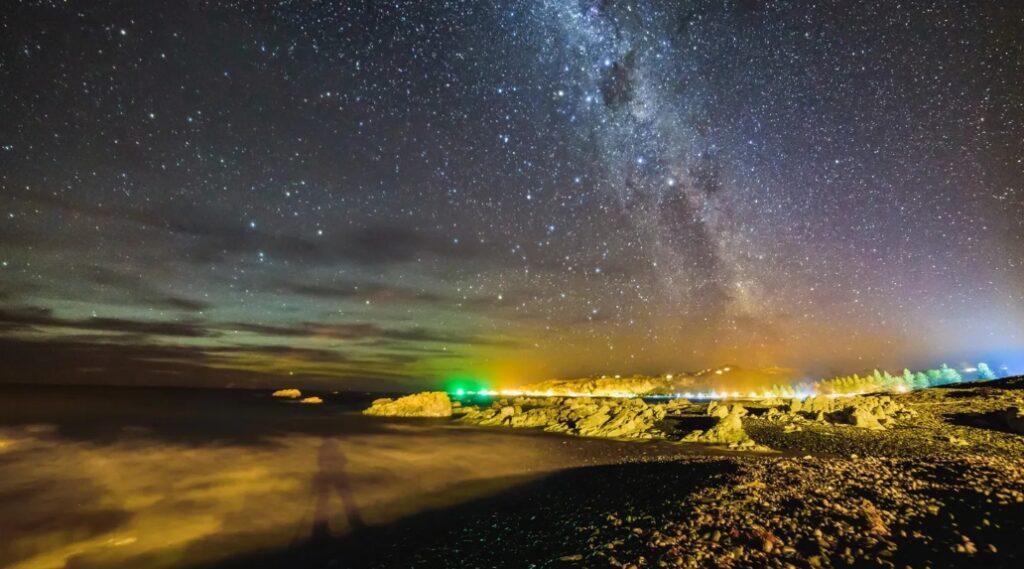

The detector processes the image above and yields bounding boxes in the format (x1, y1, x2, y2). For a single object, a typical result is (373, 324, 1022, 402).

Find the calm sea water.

(0, 384, 691, 569)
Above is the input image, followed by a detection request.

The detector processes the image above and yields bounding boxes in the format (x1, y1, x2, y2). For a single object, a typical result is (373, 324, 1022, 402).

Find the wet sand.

(0, 385, 701, 569)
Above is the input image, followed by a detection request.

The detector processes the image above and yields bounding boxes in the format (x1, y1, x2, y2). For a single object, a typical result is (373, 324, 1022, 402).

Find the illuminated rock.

(707, 401, 730, 418)
(363, 391, 453, 417)
(708, 402, 746, 418)
(663, 399, 695, 414)
(477, 405, 518, 426)
(271, 388, 302, 399)
(804, 395, 833, 413)
(684, 409, 757, 448)
(299, 396, 323, 404)
(833, 396, 913, 429)
(459, 396, 665, 439)
(847, 406, 885, 430)
(509, 407, 558, 428)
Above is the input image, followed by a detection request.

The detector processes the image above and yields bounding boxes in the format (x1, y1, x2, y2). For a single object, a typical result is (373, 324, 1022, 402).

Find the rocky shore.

(362, 391, 453, 417)
(362, 388, 939, 451)
(361, 453, 1024, 569)
(337, 379, 1024, 567)
(458, 396, 667, 439)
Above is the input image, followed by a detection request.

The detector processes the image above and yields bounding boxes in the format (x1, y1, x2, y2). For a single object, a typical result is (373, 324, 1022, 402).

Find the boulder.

(363, 391, 453, 417)
(684, 410, 756, 447)
(509, 407, 558, 428)
(847, 406, 885, 430)
(272, 388, 302, 399)
(804, 395, 833, 414)
(662, 399, 694, 414)
(707, 401, 730, 418)
(477, 405, 518, 426)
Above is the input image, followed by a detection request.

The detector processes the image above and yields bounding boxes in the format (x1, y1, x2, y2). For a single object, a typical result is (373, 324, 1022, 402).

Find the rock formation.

(271, 388, 302, 399)
(459, 396, 665, 439)
(363, 391, 453, 417)
(763, 394, 915, 430)
(683, 408, 759, 449)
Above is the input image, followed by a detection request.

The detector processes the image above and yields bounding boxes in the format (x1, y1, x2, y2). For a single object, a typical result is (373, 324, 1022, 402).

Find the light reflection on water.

(0, 386, 688, 569)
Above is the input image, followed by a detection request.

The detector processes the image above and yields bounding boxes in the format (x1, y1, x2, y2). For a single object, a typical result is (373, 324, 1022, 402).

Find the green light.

(444, 375, 490, 397)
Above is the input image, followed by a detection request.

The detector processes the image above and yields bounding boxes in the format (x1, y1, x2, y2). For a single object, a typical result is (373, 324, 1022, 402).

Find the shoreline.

(2, 381, 1023, 568)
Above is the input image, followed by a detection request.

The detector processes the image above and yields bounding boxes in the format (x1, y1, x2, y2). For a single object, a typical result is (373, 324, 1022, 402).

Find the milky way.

(1, 1, 1022, 388)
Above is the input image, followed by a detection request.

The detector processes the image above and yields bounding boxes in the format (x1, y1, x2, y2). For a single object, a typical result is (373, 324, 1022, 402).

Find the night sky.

(2, 1, 1022, 390)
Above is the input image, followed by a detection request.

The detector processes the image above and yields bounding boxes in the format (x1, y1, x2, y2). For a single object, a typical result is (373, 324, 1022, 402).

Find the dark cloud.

(0, 307, 213, 338)
(84, 266, 211, 312)
(7, 191, 484, 269)
(227, 320, 518, 348)
(0, 306, 55, 330)
(0, 337, 222, 386)
(226, 322, 377, 340)
(0, 336, 399, 388)
(338, 225, 480, 266)
(600, 49, 637, 110)
(202, 344, 353, 365)
(281, 280, 447, 304)
(79, 318, 212, 338)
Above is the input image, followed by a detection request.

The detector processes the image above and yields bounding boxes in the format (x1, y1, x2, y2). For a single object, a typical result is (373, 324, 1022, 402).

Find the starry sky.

(2, 1, 1022, 390)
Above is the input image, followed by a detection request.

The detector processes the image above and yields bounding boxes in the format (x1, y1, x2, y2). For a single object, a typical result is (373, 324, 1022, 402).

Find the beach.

(0, 385, 698, 569)
(3, 382, 1024, 568)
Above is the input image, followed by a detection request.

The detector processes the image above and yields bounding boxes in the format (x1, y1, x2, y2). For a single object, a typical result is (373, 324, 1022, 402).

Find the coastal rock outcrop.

(764, 395, 915, 430)
(459, 397, 666, 439)
(707, 401, 747, 418)
(847, 405, 884, 430)
(363, 391, 453, 417)
(839, 396, 915, 429)
(683, 408, 759, 449)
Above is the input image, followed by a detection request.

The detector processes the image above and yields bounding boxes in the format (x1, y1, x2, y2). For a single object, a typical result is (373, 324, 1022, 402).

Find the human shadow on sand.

(200, 459, 737, 569)
(306, 438, 365, 542)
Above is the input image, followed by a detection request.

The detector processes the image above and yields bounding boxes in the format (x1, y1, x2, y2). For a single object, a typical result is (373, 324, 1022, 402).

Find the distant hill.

(514, 366, 803, 397)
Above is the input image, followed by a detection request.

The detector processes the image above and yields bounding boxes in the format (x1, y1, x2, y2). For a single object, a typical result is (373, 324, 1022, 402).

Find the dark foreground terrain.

(212, 454, 1023, 569)
(2, 379, 1023, 568)
(214, 378, 1024, 568)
